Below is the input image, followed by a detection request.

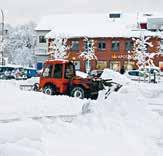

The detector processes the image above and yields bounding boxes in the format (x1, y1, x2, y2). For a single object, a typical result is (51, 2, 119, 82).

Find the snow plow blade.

(91, 78, 122, 99)
(101, 79, 122, 99)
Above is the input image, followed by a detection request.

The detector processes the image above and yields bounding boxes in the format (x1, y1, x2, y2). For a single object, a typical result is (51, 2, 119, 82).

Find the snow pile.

(19, 77, 40, 85)
(0, 119, 43, 156)
(0, 81, 87, 120)
(0, 80, 162, 156)
(43, 82, 162, 156)
(76, 71, 88, 78)
(100, 68, 131, 85)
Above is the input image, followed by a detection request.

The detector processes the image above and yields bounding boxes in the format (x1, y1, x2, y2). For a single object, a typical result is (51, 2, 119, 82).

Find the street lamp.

(1, 9, 4, 65)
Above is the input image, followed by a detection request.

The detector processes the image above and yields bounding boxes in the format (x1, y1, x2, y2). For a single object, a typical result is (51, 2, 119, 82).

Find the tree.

(129, 32, 160, 69)
(80, 37, 97, 73)
(0, 40, 6, 65)
(49, 35, 69, 59)
(129, 32, 160, 82)
(6, 22, 36, 66)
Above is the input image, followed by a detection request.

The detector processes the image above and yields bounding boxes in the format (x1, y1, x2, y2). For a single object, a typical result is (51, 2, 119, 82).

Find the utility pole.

(1, 9, 4, 65)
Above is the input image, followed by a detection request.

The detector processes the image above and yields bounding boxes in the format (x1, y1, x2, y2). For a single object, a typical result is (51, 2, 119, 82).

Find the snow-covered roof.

(35, 14, 107, 31)
(36, 13, 163, 38)
(46, 26, 162, 39)
(46, 22, 135, 38)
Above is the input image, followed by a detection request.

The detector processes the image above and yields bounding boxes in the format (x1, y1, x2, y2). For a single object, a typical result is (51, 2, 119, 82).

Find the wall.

(35, 30, 50, 56)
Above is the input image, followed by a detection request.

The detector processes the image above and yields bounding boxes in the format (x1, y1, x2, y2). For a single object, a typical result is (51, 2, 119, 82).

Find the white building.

(0, 23, 8, 65)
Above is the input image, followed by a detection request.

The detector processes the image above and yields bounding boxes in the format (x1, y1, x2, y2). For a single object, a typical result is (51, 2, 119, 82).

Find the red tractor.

(22, 59, 121, 99)
(39, 59, 105, 99)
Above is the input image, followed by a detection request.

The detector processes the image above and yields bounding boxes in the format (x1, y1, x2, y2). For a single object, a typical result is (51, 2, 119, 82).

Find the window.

(65, 62, 75, 79)
(39, 36, 46, 43)
(42, 65, 53, 77)
(124, 61, 135, 70)
(73, 61, 80, 70)
(98, 41, 106, 51)
(112, 41, 120, 52)
(84, 40, 91, 51)
(109, 13, 121, 18)
(71, 41, 79, 51)
(128, 71, 139, 76)
(96, 61, 107, 70)
(54, 64, 63, 78)
(140, 23, 147, 29)
(125, 41, 133, 52)
(110, 61, 120, 71)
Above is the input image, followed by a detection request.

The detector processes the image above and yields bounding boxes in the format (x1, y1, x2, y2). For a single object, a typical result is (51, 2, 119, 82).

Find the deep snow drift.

(0, 73, 162, 156)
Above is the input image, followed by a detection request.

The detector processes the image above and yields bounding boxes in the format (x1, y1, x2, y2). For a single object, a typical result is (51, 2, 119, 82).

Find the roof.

(36, 13, 163, 38)
(35, 14, 108, 31)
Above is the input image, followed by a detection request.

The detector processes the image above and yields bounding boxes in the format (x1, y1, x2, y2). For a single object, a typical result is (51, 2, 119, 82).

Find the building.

(35, 13, 163, 72)
(0, 23, 8, 65)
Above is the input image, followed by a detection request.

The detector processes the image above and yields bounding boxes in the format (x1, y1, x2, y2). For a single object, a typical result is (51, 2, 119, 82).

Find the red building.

(35, 13, 163, 72)
(47, 36, 162, 72)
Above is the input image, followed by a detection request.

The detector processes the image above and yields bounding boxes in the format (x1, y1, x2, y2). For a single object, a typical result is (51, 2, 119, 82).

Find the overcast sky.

(1, 0, 163, 25)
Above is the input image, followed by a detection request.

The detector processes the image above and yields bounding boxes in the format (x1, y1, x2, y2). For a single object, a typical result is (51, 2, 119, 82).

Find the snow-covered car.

(125, 70, 148, 81)
(100, 68, 130, 85)
(0, 66, 16, 79)
(24, 67, 38, 79)
(139, 66, 161, 82)
(76, 71, 88, 78)
(0, 65, 38, 80)
(139, 66, 160, 74)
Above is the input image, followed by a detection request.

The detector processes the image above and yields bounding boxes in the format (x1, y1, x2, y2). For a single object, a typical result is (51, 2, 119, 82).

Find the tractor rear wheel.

(70, 86, 85, 99)
(43, 85, 56, 95)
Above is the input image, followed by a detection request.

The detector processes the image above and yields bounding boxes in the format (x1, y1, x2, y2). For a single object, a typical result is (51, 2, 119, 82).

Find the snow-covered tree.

(6, 22, 36, 66)
(129, 32, 160, 69)
(0, 40, 6, 65)
(129, 32, 160, 82)
(80, 37, 97, 73)
(49, 35, 69, 59)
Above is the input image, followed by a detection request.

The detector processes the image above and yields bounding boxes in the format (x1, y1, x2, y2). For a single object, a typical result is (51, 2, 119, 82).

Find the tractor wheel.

(43, 85, 56, 95)
(70, 86, 85, 99)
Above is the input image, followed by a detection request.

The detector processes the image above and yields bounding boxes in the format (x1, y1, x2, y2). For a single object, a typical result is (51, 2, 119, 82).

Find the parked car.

(139, 66, 160, 82)
(125, 70, 148, 81)
(0, 64, 40, 80)
(24, 67, 37, 79)
(0, 66, 15, 79)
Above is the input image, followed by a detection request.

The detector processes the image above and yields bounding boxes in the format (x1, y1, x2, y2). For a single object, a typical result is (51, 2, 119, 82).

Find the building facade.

(48, 36, 162, 72)
(35, 13, 163, 72)
(34, 30, 50, 70)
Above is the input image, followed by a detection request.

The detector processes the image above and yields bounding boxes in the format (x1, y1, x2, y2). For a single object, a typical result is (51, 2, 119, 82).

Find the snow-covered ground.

(0, 73, 163, 156)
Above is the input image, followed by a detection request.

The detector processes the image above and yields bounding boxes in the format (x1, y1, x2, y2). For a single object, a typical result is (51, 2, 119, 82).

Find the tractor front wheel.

(70, 86, 85, 99)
